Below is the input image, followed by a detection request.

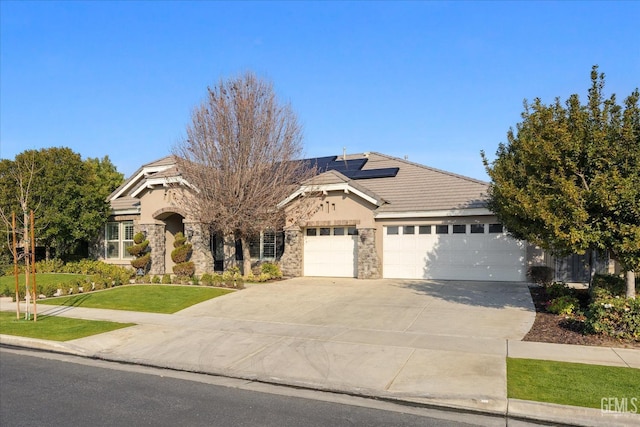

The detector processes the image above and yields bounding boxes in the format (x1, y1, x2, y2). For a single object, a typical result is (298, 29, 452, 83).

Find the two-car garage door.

(383, 223, 525, 281)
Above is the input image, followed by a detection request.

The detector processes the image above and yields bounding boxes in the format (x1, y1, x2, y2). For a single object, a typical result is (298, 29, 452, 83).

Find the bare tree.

(174, 72, 316, 275)
(0, 153, 40, 318)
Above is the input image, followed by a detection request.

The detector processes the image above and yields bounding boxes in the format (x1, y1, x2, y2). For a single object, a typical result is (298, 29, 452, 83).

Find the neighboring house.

(96, 152, 611, 282)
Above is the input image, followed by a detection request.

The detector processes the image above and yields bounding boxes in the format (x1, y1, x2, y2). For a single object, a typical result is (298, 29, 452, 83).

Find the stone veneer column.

(137, 223, 165, 275)
(280, 226, 303, 277)
(184, 222, 214, 275)
(357, 227, 381, 279)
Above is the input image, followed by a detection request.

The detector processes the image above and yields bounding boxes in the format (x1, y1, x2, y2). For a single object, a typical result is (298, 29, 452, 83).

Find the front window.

(106, 221, 134, 259)
(249, 230, 283, 261)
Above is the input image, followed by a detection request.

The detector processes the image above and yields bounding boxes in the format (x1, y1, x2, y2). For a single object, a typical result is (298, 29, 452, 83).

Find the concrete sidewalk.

(1, 279, 639, 426)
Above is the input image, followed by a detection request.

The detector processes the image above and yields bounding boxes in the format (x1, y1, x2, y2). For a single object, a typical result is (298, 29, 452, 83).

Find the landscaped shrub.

(221, 267, 244, 288)
(173, 262, 195, 277)
(200, 273, 214, 286)
(60, 260, 134, 283)
(38, 281, 59, 298)
(171, 232, 194, 277)
(585, 296, 640, 341)
(528, 266, 554, 285)
(545, 282, 574, 299)
(35, 259, 65, 273)
(151, 275, 161, 284)
(590, 274, 626, 298)
(260, 262, 282, 279)
(547, 295, 581, 315)
(128, 232, 151, 274)
(161, 274, 172, 284)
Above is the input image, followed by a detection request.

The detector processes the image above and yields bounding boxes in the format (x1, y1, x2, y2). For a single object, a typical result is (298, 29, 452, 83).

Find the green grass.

(38, 285, 233, 314)
(0, 311, 134, 341)
(507, 358, 640, 410)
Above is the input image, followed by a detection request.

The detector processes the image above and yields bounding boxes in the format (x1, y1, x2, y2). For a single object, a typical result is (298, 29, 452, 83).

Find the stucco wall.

(285, 191, 377, 229)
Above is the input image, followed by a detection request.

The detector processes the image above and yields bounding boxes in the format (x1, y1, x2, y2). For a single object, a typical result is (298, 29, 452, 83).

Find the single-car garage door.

(304, 227, 357, 277)
(383, 223, 525, 281)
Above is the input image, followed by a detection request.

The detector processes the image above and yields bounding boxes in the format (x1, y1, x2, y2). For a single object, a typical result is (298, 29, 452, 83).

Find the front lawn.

(0, 311, 134, 341)
(38, 285, 233, 314)
(507, 358, 640, 411)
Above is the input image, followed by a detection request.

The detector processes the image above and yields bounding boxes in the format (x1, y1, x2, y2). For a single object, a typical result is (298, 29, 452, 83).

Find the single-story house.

(96, 152, 611, 282)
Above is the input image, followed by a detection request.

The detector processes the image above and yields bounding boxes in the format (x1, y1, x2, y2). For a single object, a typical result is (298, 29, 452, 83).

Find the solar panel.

(300, 156, 398, 180)
(343, 168, 399, 179)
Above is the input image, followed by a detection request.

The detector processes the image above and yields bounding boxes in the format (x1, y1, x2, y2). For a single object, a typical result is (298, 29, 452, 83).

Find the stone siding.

(357, 227, 381, 279)
(185, 222, 214, 275)
(137, 222, 165, 275)
(281, 227, 303, 277)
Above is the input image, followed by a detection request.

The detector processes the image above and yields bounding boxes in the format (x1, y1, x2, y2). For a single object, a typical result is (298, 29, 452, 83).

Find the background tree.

(0, 148, 123, 261)
(482, 66, 639, 298)
(174, 72, 315, 275)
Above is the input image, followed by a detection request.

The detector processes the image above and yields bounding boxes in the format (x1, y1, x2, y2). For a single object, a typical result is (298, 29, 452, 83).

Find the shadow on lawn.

(39, 294, 93, 316)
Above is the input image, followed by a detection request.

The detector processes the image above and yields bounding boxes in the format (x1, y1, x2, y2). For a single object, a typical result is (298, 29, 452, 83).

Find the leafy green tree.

(0, 148, 123, 260)
(482, 66, 639, 298)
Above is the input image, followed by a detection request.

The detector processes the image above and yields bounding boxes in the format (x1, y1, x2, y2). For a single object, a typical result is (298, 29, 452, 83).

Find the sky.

(1, 1, 639, 181)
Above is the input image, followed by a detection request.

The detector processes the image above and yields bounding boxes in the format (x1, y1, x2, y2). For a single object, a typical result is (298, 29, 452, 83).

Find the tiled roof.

(110, 152, 489, 215)
(325, 152, 488, 213)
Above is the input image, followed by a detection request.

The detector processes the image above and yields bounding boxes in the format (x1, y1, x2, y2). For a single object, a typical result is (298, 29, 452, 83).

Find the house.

(97, 152, 609, 282)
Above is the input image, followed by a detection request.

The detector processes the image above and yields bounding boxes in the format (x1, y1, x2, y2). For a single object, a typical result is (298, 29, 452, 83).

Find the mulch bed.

(523, 285, 640, 349)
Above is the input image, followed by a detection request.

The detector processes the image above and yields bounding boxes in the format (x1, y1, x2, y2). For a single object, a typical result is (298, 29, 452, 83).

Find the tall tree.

(0, 148, 123, 260)
(482, 66, 639, 297)
(174, 72, 315, 275)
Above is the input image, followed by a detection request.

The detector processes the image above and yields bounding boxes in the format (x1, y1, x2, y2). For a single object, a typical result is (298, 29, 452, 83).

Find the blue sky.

(1, 1, 638, 181)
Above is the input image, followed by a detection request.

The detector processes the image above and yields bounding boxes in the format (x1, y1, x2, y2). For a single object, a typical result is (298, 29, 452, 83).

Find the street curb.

(4, 334, 639, 426)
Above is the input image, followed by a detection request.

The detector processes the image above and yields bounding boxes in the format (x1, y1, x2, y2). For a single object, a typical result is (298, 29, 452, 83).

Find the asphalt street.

(0, 347, 497, 427)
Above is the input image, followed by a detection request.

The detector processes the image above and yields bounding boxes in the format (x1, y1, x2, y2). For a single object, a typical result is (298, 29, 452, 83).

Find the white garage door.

(304, 227, 357, 277)
(383, 224, 526, 281)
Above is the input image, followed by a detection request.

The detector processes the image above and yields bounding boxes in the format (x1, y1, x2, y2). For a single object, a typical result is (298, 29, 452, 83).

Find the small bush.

(161, 274, 172, 284)
(528, 266, 554, 285)
(547, 295, 580, 315)
(200, 273, 214, 286)
(260, 262, 282, 279)
(586, 296, 640, 341)
(546, 282, 574, 299)
(35, 259, 65, 273)
(173, 261, 195, 277)
(39, 281, 59, 298)
(151, 275, 161, 284)
(590, 274, 626, 298)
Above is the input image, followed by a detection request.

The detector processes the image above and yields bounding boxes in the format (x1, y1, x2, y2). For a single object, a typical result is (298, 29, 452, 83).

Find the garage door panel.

(383, 226, 525, 281)
(304, 234, 357, 278)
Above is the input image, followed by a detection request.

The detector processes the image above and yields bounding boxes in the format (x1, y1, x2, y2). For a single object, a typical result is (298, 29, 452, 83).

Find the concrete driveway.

(175, 277, 535, 412)
(180, 277, 535, 340)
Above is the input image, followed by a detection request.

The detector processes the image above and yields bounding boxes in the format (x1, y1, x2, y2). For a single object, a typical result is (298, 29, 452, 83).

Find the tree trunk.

(23, 211, 31, 319)
(223, 232, 236, 271)
(588, 249, 597, 288)
(45, 245, 51, 261)
(240, 237, 252, 277)
(626, 271, 636, 299)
